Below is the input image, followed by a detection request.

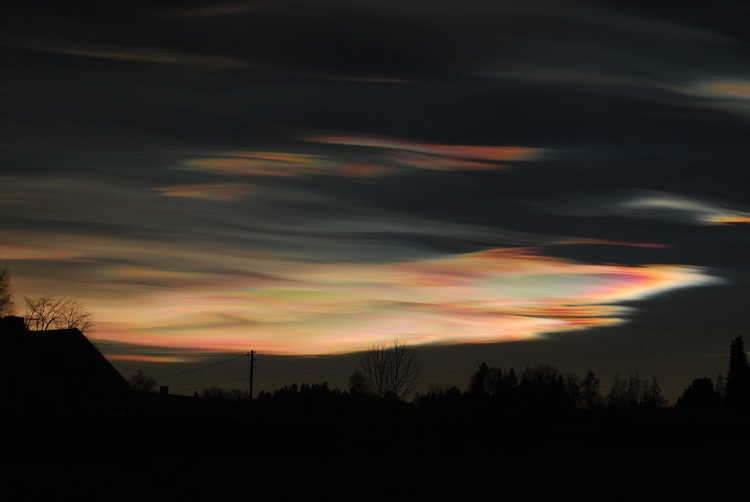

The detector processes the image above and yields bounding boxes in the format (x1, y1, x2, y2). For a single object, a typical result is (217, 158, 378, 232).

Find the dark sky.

(3, 1, 750, 399)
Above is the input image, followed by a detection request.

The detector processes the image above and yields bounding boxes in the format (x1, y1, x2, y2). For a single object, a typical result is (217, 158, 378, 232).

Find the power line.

(157, 353, 248, 381)
(168, 375, 252, 388)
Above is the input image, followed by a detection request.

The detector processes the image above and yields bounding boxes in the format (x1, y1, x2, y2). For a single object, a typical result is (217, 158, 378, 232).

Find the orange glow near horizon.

(106, 354, 192, 363)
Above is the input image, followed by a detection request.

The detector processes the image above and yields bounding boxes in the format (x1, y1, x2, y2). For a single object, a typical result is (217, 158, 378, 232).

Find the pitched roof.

(1, 322, 130, 414)
(26, 328, 130, 392)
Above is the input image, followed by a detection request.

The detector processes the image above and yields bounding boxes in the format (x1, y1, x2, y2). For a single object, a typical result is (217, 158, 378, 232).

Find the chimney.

(159, 385, 169, 396)
(0, 316, 26, 335)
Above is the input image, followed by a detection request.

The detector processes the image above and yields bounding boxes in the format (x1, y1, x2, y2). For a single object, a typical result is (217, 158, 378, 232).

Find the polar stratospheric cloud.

(4, 1, 750, 391)
(3, 225, 716, 357)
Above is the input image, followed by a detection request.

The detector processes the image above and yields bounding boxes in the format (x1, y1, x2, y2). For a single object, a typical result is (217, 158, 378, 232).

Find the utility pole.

(250, 350, 255, 400)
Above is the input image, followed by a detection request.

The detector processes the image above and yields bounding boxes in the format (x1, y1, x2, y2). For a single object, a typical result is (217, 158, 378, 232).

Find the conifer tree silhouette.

(676, 378, 720, 409)
(715, 372, 726, 406)
(726, 335, 749, 411)
(641, 376, 667, 408)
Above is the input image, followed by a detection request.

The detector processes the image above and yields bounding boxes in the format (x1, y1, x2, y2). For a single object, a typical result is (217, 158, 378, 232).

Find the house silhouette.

(1, 316, 130, 415)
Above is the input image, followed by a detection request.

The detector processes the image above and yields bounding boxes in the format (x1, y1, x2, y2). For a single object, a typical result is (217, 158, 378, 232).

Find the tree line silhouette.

(136, 334, 749, 419)
(5, 261, 750, 422)
(116, 336, 750, 455)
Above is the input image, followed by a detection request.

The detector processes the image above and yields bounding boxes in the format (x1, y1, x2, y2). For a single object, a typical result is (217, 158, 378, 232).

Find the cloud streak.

(621, 192, 750, 225)
(154, 183, 254, 201)
(21, 44, 248, 69)
(307, 134, 547, 161)
(547, 191, 750, 226)
(179, 139, 532, 178)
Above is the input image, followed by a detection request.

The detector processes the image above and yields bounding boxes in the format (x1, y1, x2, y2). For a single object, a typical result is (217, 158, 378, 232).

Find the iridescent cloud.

(335, 164, 395, 178)
(183, 150, 396, 178)
(101, 266, 214, 284)
(182, 152, 338, 177)
(67, 247, 716, 356)
(622, 192, 750, 225)
(0, 243, 80, 260)
(705, 214, 750, 224)
(1, 197, 716, 358)
(554, 238, 669, 249)
(677, 79, 750, 101)
(154, 183, 253, 201)
(671, 78, 750, 116)
(181, 140, 536, 179)
(306, 134, 547, 161)
(389, 153, 503, 171)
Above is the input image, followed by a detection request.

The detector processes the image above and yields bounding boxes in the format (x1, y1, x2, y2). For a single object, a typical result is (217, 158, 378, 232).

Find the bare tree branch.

(58, 299, 94, 333)
(358, 339, 419, 399)
(24, 296, 95, 333)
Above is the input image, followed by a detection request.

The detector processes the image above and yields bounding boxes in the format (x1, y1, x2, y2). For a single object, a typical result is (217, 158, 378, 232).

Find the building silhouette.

(1, 315, 129, 415)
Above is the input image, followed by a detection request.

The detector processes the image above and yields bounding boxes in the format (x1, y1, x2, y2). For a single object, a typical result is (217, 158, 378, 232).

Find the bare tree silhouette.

(358, 340, 419, 400)
(24, 296, 94, 333)
(0, 265, 13, 316)
(129, 369, 157, 393)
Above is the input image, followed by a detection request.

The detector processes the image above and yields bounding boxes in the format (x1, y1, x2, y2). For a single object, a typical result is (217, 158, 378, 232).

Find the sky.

(3, 1, 750, 398)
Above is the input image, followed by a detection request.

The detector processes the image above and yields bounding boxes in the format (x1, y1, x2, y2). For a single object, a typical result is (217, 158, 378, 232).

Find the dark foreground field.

(3, 404, 747, 501)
